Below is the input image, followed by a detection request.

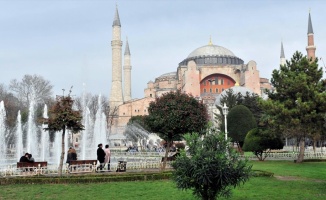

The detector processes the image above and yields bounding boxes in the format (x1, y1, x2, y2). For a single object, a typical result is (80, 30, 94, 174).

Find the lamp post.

(222, 103, 229, 141)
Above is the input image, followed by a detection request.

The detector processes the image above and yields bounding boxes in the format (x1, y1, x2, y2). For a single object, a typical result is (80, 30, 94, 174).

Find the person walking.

(104, 144, 111, 171)
(97, 143, 105, 171)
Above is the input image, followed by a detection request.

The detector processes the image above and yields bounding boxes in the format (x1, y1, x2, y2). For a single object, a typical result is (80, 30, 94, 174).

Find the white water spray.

(41, 105, 49, 161)
(26, 90, 38, 156)
(15, 110, 23, 161)
(0, 101, 7, 161)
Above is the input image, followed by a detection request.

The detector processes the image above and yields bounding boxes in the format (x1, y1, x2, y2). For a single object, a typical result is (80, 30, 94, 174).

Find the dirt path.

(275, 175, 326, 183)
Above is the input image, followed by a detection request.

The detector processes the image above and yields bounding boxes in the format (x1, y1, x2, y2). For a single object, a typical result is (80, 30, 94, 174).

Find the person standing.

(97, 143, 105, 171)
(66, 147, 77, 165)
(104, 144, 111, 171)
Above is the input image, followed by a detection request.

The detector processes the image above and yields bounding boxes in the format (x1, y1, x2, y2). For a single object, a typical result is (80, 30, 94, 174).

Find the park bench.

(17, 162, 48, 175)
(68, 160, 97, 173)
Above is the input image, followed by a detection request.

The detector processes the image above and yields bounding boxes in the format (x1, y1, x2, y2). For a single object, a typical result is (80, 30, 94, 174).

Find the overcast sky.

(1, 0, 325, 100)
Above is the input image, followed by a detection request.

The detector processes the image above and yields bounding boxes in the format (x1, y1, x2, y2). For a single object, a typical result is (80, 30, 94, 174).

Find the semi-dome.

(215, 86, 253, 106)
(188, 44, 235, 58)
(159, 72, 177, 78)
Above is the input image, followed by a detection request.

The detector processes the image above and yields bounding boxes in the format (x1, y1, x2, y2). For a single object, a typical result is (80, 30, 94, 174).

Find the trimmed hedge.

(0, 172, 172, 185)
(294, 159, 326, 163)
(251, 170, 274, 177)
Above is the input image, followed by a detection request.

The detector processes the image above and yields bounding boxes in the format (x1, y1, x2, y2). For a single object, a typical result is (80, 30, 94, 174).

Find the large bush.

(228, 105, 257, 151)
(172, 130, 252, 200)
(243, 128, 284, 161)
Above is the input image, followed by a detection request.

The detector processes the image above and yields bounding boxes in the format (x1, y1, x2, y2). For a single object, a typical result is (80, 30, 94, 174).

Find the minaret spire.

(306, 10, 316, 60)
(124, 37, 130, 55)
(280, 41, 286, 66)
(109, 5, 124, 109)
(308, 10, 313, 34)
(113, 5, 121, 27)
(124, 37, 132, 102)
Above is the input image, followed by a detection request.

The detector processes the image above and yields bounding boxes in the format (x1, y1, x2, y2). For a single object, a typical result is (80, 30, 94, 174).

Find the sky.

(1, 0, 326, 100)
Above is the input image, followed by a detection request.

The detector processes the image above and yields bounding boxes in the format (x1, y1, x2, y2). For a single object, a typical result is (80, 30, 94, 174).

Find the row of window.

(122, 109, 147, 115)
(203, 88, 225, 93)
(195, 57, 243, 65)
(203, 78, 231, 85)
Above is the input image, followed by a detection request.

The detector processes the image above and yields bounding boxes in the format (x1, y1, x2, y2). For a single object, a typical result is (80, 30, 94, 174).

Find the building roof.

(124, 38, 130, 55)
(214, 86, 253, 106)
(113, 6, 121, 27)
(308, 12, 313, 34)
(158, 72, 177, 78)
(280, 42, 285, 58)
(187, 44, 235, 58)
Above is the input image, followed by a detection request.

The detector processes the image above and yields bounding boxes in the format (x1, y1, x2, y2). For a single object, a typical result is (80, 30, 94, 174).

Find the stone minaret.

(280, 42, 286, 66)
(123, 38, 132, 102)
(109, 6, 124, 109)
(306, 11, 316, 60)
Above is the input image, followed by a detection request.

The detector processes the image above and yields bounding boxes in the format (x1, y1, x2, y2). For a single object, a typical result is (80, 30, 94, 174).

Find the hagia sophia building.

(107, 6, 316, 136)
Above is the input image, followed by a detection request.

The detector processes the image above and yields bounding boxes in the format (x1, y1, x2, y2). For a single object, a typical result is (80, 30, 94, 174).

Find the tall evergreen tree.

(227, 105, 257, 152)
(262, 51, 326, 163)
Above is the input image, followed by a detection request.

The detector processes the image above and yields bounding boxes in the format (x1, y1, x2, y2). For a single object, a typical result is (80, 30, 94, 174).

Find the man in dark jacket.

(97, 143, 105, 171)
(19, 153, 30, 162)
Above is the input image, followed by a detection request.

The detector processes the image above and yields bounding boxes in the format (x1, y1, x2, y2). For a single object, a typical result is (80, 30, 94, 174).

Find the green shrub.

(0, 172, 172, 185)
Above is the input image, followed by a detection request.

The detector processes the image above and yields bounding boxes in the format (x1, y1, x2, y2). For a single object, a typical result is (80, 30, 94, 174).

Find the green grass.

(0, 161, 326, 200)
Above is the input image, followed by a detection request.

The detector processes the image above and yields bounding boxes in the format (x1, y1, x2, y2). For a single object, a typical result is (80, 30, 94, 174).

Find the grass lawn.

(0, 161, 325, 200)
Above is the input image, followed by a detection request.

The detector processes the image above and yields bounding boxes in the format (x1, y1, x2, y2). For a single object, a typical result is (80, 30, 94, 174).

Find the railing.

(241, 152, 326, 160)
(2, 152, 325, 177)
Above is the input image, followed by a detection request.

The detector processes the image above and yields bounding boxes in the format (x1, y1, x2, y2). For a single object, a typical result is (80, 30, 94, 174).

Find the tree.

(243, 128, 283, 161)
(9, 74, 53, 107)
(146, 90, 209, 169)
(217, 89, 262, 131)
(262, 51, 326, 163)
(172, 130, 252, 200)
(227, 105, 257, 152)
(43, 92, 84, 176)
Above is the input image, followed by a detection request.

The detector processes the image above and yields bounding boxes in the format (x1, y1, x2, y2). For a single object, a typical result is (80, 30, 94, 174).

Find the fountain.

(41, 105, 49, 162)
(15, 111, 23, 162)
(0, 101, 7, 162)
(92, 94, 108, 157)
(26, 90, 38, 157)
(0, 92, 162, 169)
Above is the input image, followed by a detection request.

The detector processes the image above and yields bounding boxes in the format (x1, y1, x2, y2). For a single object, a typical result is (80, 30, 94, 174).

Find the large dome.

(187, 44, 235, 58)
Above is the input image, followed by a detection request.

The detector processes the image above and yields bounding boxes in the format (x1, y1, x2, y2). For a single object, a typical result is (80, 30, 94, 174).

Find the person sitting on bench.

(19, 153, 30, 162)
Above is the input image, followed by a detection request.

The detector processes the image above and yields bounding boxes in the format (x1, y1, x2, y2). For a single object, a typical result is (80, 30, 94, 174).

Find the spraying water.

(15, 110, 23, 161)
(81, 107, 91, 160)
(93, 94, 107, 157)
(26, 90, 38, 156)
(0, 101, 7, 161)
(41, 105, 49, 161)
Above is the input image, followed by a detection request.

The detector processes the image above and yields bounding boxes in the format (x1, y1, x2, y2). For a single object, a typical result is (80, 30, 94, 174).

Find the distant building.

(108, 6, 316, 134)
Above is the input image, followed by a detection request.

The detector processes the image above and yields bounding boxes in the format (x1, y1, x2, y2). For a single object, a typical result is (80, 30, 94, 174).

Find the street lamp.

(222, 103, 229, 141)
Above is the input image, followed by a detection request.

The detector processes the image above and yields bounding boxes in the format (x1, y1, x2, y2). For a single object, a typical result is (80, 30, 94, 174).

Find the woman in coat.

(104, 144, 111, 171)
